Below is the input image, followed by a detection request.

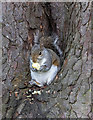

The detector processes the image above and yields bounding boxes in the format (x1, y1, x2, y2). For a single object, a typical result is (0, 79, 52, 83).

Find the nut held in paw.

(32, 63, 40, 70)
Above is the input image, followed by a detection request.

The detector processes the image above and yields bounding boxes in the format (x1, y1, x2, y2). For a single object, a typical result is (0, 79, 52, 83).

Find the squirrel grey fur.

(29, 30, 63, 87)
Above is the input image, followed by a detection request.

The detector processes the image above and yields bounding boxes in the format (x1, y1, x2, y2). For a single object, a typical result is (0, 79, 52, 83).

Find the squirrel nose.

(33, 58, 37, 63)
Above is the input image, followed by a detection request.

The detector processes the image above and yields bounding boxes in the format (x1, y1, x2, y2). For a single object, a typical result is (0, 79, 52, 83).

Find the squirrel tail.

(52, 33, 63, 58)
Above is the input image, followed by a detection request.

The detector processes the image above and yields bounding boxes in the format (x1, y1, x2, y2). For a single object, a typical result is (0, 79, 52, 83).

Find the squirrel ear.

(34, 29, 43, 45)
(40, 36, 44, 49)
(40, 36, 45, 49)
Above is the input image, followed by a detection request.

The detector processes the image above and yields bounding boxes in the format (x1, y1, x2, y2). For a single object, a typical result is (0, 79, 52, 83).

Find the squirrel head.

(31, 44, 44, 63)
(31, 43, 52, 71)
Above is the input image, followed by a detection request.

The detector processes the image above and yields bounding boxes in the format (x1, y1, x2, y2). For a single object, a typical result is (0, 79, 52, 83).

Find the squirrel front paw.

(39, 64, 50, 72)
(31, 67, 37, 72)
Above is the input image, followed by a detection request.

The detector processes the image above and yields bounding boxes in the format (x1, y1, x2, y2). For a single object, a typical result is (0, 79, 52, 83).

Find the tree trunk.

(2, 2, 92, 119)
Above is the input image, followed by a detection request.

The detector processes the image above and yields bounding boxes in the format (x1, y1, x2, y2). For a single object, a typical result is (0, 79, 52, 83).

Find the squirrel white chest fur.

(31, 64, 58, 86)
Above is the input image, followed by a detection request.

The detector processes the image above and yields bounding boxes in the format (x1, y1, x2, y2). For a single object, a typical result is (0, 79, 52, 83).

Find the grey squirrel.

(29, 30, 63, 87)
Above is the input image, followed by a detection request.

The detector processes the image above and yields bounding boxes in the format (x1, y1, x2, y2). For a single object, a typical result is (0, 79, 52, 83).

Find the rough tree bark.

(2, 2, 92, 119)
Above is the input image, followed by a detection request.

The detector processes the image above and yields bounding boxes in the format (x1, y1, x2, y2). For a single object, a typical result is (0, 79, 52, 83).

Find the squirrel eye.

(39, 51, 42, 55)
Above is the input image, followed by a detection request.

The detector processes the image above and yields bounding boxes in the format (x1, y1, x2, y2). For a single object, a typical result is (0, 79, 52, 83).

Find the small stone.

(32, 90, 41, 95)
(28, 89, 32, 92)
(31, 98, 34, 101)
(46, 90, 50, 94)
(27, 95, 32, 98)
(26, 91, 28, 94)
